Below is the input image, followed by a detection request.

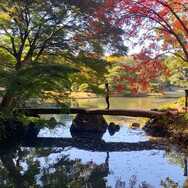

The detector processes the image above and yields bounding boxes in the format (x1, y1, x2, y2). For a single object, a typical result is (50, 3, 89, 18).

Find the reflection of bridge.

(20, 107, 177, 118)
(22, 137, 166, 152)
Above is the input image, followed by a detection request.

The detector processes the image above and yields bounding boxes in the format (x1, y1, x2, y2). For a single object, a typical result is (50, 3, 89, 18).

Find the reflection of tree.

(184, 158, 188, 177)
(163, 149, 188, 188)
(165, 150, 185, 169)
(0, 147, 110, 188)
(0, 148, 40, 188)
(1, 146, 187, 188)
(183, 178, 188, 188)
(41, 152, 110, 188)
(165, 150, 188, 177)
(160, 177, 179, 188)
(114, 175, 154, 188)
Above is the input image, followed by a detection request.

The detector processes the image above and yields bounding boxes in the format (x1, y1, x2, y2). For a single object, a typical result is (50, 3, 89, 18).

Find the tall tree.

(95, 0, 188, 92)
(0, 0, 126, 110)
(106, 55, 168, 94)
(96, 0, 188, 62)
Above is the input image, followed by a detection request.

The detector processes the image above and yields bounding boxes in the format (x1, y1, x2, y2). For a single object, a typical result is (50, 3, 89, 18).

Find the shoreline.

(70, 91, 184, 99)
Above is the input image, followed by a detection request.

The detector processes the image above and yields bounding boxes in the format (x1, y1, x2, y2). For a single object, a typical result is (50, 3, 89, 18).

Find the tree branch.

(156, 0, 188, 34)
(0, 45, 14, 56)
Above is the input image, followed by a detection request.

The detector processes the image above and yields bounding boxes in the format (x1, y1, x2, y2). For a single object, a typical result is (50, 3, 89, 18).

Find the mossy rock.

(108, 122, 120, 136)
(70, 114, 108, 138)
(143, 118, 170, 137)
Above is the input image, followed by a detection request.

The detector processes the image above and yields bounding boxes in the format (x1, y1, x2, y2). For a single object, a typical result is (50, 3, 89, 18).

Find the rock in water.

(70, 114, 108, 138)
(108, 122, 120, 136)
(131, 123, 140, 129)
(143, 118, 169, 137)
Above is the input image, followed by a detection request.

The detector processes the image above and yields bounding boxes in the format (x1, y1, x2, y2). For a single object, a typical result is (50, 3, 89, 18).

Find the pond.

(1, 95, 188, 188)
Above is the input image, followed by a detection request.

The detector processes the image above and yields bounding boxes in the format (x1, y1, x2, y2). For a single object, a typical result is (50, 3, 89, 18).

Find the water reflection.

(0, 147, 188, 188)
(0, 147, 36, 188)
(0, 135, 188, 188)
(1, 96, 187, 187)
(35, 118, 187, 187)
(0, 146, 111, 188)
(0, 145, 188, 188)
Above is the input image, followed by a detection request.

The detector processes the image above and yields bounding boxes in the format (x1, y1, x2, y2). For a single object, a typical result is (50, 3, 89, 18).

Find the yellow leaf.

(0, 12, 10, 22)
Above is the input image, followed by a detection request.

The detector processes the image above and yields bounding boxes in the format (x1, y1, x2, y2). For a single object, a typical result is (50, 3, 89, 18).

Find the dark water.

(1, 96, 188, 188)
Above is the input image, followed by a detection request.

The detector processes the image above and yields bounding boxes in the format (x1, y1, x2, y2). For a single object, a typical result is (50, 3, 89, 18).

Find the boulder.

(131, 123, 140, 129)
(70, 114, 108, 138)
(108, 122, 120, 136)
(143, 118, 169, 137)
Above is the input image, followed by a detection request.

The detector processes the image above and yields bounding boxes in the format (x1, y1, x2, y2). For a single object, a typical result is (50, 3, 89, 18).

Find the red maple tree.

(94, 0, 188, 92)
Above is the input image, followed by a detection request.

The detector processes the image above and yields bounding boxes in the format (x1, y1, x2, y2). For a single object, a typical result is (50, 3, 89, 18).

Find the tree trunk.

(0, 154, 28, 188)
(15, 55, 22, 70)
(0, 60, 22, 111)
(0, 91, 17, 113)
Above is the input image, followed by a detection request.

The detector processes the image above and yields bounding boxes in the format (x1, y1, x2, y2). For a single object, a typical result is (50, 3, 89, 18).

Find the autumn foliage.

(94, 0, 188, 93)
(114, 54, 170, 94)
(96, 0, 188, 61)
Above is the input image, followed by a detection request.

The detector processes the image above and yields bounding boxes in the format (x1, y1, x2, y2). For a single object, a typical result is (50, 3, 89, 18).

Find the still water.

(1, 96, 188, 188)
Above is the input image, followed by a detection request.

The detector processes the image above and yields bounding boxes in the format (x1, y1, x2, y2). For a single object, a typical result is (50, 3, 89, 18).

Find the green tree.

(0, 0, 126, 111)
(161, 56, 188, 88)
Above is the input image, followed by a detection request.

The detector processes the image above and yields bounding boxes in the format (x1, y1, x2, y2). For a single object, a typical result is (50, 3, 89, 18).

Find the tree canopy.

(0, 0, 127, 109)
(0, 0, 187, 108)
(96, 0, 188, 62)
(94, 0, 188, 93)
(0, 0, 126, 67)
